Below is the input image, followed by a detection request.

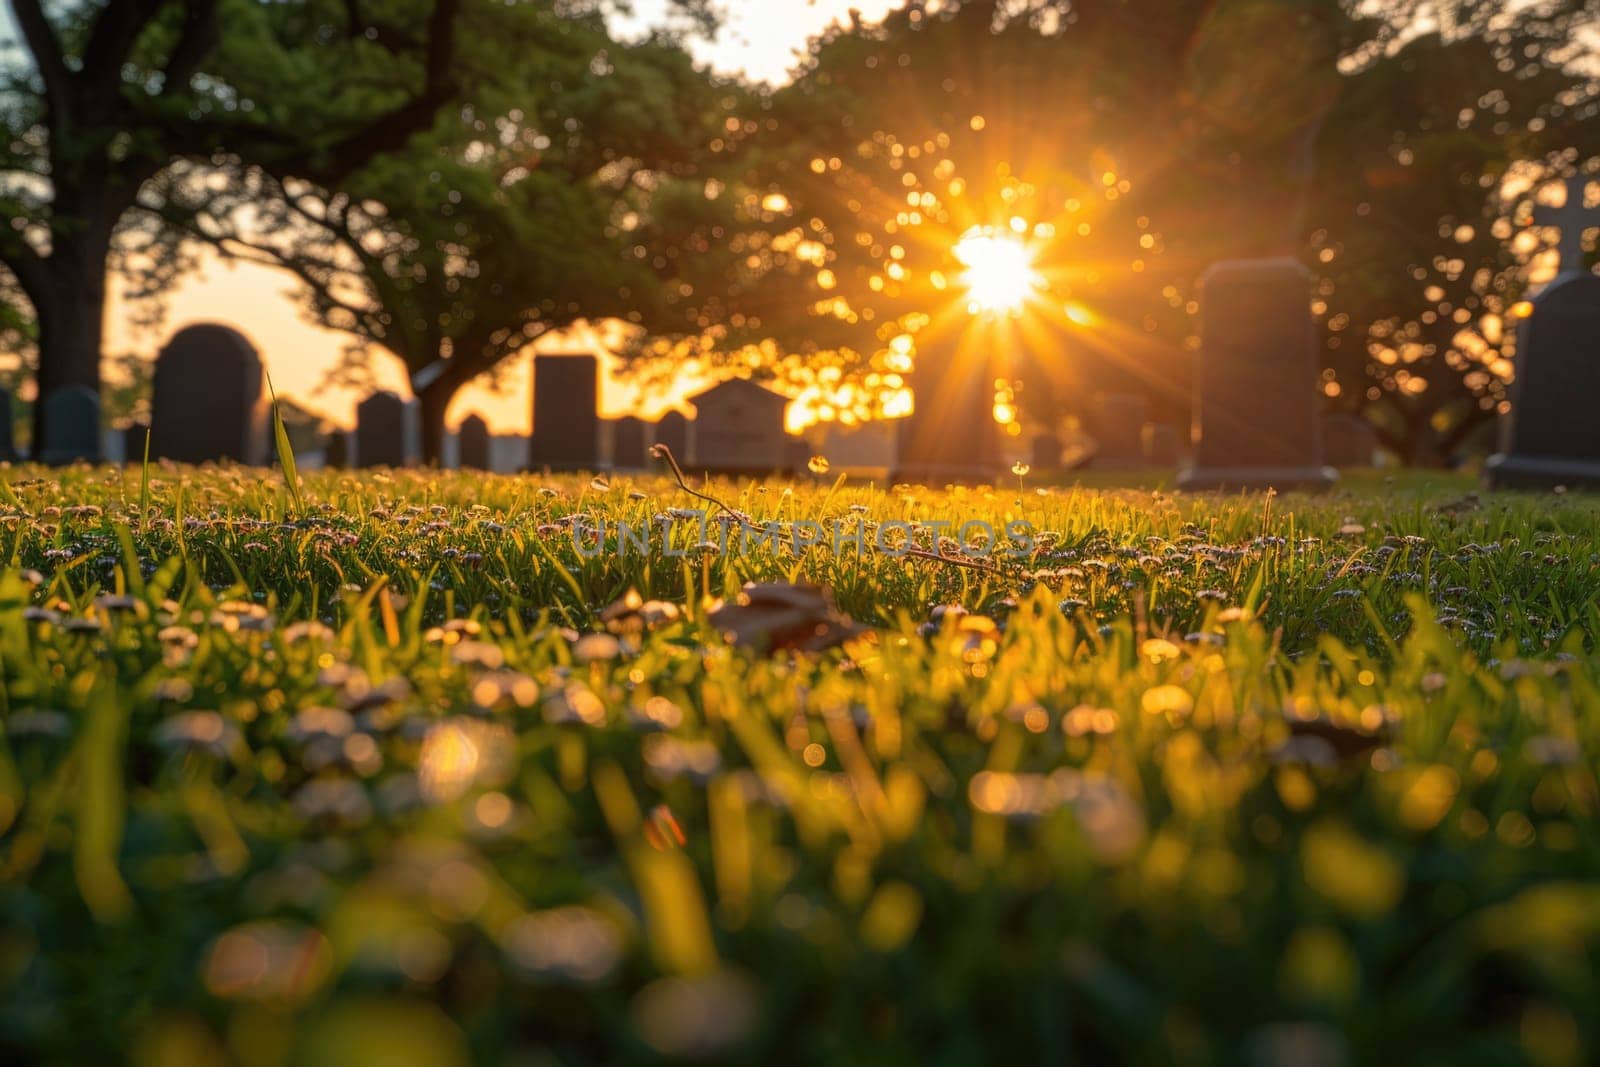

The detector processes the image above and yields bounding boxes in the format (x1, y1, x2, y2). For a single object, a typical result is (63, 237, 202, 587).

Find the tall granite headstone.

(37, 387, 101, 466)
(891, 334, 1001, 484)
(458, 414, 491, 471)
(1486, 274, 1600, 489)
(0, 387, 16, 462)
(355, 391, 420, 468)
(1177, 260, 1336, 490)
(528, 354, 600, 471)
(612, 416, 647, 470)
(148, 324, 271, 464)
(1087, 393, 1150, 468)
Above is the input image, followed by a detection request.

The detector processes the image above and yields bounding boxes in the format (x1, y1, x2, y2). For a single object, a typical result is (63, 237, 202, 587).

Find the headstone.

(1030, 433, 1062, 471)
(651, 410, 690, 463)
(324, 429, 350, 469)
(686, 379, 791, 474)
(147, 324, 271, 464)
(1486, 273, 1600, 489)
(817, 420, 897, 478)
(528, 354, 600, 471)
(611, 416, 648, 470)
(1087, 393, 1150, 468)
(891, 334, 1002, 483)
(36, 387, 101, 465)
(1322, 413, 1378, 468)
(1177, 259, 1337, 490)
(121, 422, 150, 464)
(491, 435, 528, 474)
(458, 414, 490, 470)
(355, 391, 420, 468)
(0, 387, 17, 462)
(1144, 423, 1182, 467)
(783, 434, 812, 475)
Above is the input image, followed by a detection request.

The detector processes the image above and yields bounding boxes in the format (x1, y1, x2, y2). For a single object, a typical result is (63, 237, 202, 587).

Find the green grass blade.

(265, 370, 304, 516)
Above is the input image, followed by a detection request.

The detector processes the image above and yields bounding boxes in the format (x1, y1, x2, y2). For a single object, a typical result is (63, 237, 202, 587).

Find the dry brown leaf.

(707, 582, 866, 653)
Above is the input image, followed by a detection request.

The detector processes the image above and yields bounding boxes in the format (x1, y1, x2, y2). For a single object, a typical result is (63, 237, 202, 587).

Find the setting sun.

(953, 227, 1040, 313)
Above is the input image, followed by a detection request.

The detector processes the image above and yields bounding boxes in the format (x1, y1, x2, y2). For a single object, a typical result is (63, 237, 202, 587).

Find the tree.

(177, 5, 738, 462)
(0, 0, 467, 457)
(635, 0, 1599, 461)
(1311, 8, 1600, 464)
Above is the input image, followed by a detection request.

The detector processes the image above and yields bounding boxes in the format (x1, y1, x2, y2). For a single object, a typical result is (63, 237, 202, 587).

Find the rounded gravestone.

(149, 324, 270, 464)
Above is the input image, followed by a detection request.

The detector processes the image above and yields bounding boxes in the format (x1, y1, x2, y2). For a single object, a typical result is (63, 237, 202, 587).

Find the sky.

(3, 1, 904, 432)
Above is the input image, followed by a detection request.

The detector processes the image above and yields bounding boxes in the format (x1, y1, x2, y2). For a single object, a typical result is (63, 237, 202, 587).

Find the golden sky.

(90, 0, 905, 432)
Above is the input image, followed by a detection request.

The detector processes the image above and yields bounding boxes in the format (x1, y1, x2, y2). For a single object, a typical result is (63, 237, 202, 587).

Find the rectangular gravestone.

(651, 410, 689, 465)
(1322, 413, 1378, 468)
(1487, 273, 1600, 489)
(687, 379, 791, 474)
(355, 391, 420, 468)
(0, 387, 16, 462)
(37, 386, 101, 465)
(1178, 259, 1336, 490)
(1087, 393, 1150, 468)
(458, 414, 490, 470)
(149, 324, 271, 464)
(1144, 423, 1182, 467)
(891, 333, 1002, 483)
(121, 422, 151, 465)
(324, 429, 350, 470)
(528, 355, 600, 471)
(491, 435, 528, 474)
(1030, 432, 1062, 471)
(611, 416, 647, 470)
(783, 434, 811, 475)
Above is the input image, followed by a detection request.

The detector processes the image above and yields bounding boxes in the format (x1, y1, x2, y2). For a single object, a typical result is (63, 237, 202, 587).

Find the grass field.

(2, 464, 1598, 1064)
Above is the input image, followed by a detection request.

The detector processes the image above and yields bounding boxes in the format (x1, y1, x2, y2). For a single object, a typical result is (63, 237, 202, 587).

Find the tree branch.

(161, 0, 223, 94)
(7, 0, 72, 114)
(285, 0, 460, 184)
(81, 0, 166, 102)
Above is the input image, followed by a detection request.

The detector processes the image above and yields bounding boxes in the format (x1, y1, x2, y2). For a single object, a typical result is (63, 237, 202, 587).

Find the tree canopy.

(638, 0, 1600, 459)
(180, 4, 739, 459)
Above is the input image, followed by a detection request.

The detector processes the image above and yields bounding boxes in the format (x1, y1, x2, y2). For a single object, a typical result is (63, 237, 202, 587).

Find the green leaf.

(266, 369, 305, 516)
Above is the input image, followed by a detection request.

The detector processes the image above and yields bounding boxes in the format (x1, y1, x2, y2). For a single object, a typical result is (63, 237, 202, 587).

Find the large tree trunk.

(29, 240, 110, 460)
(415, 370, 466, 467)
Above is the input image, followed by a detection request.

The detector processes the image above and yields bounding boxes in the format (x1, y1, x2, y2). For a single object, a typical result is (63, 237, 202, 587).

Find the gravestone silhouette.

(458, 414, 490, 470)
(686, 378, 790, 473)
(1178, 260, 1337, 490)
(892, 334, 1001, 483)
(611, 416, 647, 469)
(1087, 393, 1149, 468)
(1487, 275, 1600, 489)
(0, 387, 16, 462)
(528, 354, 600, 471)
(1323, 413, 1378, 468)
(356, 391, 419, 468)
(652, 410, 689, 463)
(324, 429, 350, 470)
(1487, 176, 1600, 489)
(1145, 423, 1182, 467)
(37, 387, 101, 466)
(149, 324, 271, 464)
(1030, 432, 1062, 471)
